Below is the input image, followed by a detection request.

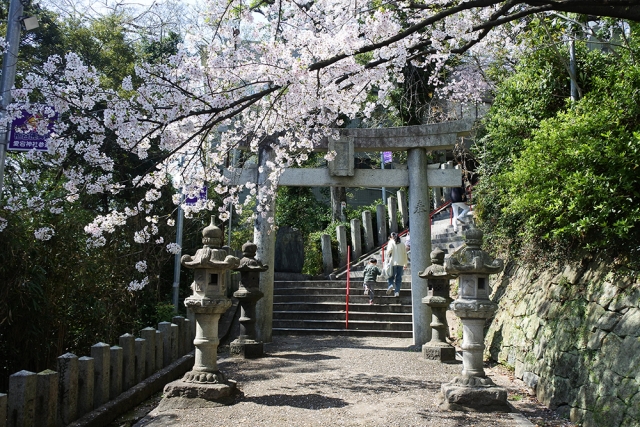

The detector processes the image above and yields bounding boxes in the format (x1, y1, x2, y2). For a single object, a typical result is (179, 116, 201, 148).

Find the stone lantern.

(441, 227, 508, 411)
(230, 241, 268, 358)
(418, 248, 456, 362)
(163, 217, 240, 405)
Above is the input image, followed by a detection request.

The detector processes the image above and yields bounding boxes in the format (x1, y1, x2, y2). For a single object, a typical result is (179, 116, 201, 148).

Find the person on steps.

(385, 232, 408, 297)
(362, 258, 382, 305)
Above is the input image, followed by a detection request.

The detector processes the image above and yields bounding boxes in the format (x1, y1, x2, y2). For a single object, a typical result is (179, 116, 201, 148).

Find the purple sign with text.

(185, 187, 208, 206)
(8, 109, 57, 152)
(383, 151, 393, 164)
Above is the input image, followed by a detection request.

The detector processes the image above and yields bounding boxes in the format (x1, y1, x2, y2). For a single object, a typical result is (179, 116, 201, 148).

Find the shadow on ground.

(240, 392, 348, 409)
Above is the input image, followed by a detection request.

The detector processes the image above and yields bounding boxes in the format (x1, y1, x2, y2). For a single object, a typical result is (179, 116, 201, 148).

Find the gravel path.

(133, 335, 546, 427)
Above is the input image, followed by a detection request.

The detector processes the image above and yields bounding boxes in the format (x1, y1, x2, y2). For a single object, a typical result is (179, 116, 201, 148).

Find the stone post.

(109, 346, 123, 400)
(57, 353, 78, 425)
(362, 211, 375, 253)
(442, 161, 454, 205)
(407, 148, 432, 347)
(321, 233, 333, 276)
(376, 204, 387, 246)
(77, 357, 94, 418)
(397, 190, 408, 228)
(169, 323, 179, 363)
(172, 316, 186, 356)
(155, 330, 163, 372)
(183, 318, 193, 352)
(0, 393, 6, 427)
(254, 145, 277, 344)
(336, 224, 348, 267)
(135, 338, 146, 384)
(90, 343, 110, 408)
(8, 371, 36, 427)
(231, 241, 268, 358)
(140, 328, 156, 379)
(419, 248, 456, 362)
(162, 217, 240, 405)
(119, 333, 135, 391)
(387, 196, 398, 234)
(36, 370, 57, 427)
(350, 219, 362, 261)
(441, 228, 508, 411)
(158, 322, 173, 368)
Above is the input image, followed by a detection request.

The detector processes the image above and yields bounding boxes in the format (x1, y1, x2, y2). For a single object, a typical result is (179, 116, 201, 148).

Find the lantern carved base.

(440, 376, 509, 412)
(230, 338, 264, 359)
(160, 373, 239, 408)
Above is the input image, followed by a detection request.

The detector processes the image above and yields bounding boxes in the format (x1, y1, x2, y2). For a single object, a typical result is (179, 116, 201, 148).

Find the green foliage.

(275, 187, 330, 235)
(302, 223, 343, 276)
(138, 31, 182, 64)
(229, 199, 257, 250)
(57, 14, 137, 90)
(154, 302, 179, 324)
(476, 20, 640, 263)
(302, 231, 327, 276)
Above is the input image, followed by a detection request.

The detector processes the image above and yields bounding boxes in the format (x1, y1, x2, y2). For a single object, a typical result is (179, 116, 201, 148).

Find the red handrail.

(345, 246, 351, 329)
(430, 200, 451, 219)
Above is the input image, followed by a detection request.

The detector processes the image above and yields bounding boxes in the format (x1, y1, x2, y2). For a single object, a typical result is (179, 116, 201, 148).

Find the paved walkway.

(134, 335, 540, 427)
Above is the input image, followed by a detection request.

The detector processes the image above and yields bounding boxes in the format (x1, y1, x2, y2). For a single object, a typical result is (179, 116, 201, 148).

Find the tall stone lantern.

(441, 227, 508, 411)
(230, 241, 268, 358)
(163, 217, 240, 405)
(418, 248, 457, 362)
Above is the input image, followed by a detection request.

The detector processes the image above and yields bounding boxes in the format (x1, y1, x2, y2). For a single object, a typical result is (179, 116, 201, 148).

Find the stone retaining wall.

(485, 259, 640, 427)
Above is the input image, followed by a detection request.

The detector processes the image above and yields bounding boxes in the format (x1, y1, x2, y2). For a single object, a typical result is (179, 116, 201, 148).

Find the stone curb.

(66, 352, 195, 427)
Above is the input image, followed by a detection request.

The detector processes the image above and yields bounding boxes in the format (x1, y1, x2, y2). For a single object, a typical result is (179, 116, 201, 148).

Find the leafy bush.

(475, 25, 640, 263)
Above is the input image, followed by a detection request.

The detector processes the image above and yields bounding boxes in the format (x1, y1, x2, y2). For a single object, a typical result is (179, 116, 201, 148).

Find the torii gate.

(228, 119, 474, 347)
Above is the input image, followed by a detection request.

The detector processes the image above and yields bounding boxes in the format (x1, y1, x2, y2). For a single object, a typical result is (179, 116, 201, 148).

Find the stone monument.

(440, 228, 509, 411)
(162, 217, 240, 407)
(418, 248, 456, 362)
(230, 241, 268, 358)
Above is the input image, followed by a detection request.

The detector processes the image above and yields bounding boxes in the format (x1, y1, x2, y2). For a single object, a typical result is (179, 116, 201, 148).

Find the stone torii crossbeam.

(227, 119, 474, 347)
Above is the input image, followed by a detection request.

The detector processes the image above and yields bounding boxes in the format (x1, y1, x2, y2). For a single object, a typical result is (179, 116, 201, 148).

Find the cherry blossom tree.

(2, 0, 639, 290)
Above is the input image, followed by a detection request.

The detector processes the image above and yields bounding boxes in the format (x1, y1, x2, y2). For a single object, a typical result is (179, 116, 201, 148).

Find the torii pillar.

(254, 145, 277, 344)
(407, 147, 431, 346)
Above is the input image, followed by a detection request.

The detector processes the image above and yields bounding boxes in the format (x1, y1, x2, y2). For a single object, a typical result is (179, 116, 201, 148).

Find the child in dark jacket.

(362, 258, 382, 305)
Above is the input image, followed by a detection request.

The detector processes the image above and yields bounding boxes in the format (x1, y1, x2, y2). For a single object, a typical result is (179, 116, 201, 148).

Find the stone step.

(275, 279, 411, 288)
(273, 318, 413, 331)
(273, 292, 412, 304)
(272, 327, 413, 338)
(273, 301, 412, 313)
(274, 283, 411, 295)
(272, 310, 413, 322)
(275, 280, 357, 288)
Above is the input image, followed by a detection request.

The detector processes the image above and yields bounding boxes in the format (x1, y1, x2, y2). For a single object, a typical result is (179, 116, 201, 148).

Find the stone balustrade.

(0, 316, 194, 427)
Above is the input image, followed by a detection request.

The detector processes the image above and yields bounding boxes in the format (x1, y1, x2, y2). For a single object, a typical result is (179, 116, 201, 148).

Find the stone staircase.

(272, 211, 470, 337)
(272, 279, 413, 337)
